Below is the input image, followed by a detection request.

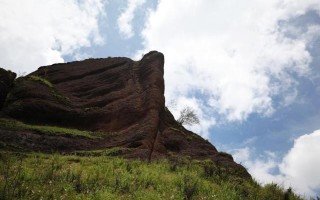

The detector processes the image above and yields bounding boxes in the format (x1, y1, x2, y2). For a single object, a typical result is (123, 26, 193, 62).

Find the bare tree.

(177, 106, 200, 126)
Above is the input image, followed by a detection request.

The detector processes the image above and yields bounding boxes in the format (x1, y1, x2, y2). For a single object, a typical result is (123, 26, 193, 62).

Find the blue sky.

(1, 0, 320, 197)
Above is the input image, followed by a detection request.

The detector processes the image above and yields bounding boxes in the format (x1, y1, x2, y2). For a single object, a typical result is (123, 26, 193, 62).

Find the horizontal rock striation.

(0, 51, 250, 178)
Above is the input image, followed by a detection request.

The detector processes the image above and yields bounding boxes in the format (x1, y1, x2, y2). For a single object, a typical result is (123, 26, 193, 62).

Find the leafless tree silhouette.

(177, 106, 200, 126)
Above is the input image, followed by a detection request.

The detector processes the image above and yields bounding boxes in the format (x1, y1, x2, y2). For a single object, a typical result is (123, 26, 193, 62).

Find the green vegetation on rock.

(0, 118, 101, 139)
(0, 151, 302, 200)
(74, 148, 132, 157)
(27, 75, 53, 88)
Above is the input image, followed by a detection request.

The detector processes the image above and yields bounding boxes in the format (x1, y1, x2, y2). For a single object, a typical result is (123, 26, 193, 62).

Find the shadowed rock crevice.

(0, 68, 16, 109)
(0, 51, 250, 179)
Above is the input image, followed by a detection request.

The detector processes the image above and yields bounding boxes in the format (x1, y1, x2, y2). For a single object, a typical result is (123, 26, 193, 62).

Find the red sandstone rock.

(0, 51, 250, 178)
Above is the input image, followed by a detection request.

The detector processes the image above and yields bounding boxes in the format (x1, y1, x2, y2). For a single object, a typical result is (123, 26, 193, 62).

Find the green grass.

(0, 118, 102, 139)
(0, 151, 303, 200)
(25, 75, 71, 105)
(27, 75, 53, 88)
(74, 148, 132, 157)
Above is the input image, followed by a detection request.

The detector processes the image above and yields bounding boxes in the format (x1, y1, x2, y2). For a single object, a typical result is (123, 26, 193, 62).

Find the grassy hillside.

(0, 150, 302, 200)
(0, 118, 102, 139)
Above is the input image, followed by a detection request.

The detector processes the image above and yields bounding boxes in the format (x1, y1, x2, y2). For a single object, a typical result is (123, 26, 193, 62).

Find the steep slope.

(0, 51, 250, 178)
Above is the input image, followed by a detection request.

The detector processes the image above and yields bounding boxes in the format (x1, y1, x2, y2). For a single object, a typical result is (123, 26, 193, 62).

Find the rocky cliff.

(0, 51, 250, 178)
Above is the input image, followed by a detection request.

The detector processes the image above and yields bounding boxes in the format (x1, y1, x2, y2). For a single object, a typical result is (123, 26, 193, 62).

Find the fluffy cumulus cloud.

(0, 0, 105, 74)
(117, 0, 146, 39)
(280, 130, 320, 196)
(233, 129, 320, 197)
(136, 0, 320, 135)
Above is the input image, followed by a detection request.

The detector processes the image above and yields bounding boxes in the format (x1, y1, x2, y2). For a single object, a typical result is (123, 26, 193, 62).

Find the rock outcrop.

(0, 68, 16, 109)
(0, 51, 250, 178)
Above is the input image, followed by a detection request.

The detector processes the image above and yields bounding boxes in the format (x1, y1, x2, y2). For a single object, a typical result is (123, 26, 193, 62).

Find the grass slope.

(0, 118, 101, 139)
(0, 151, 302, 200)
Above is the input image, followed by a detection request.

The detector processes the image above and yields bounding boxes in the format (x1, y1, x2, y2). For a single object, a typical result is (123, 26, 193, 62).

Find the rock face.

(0, 68, 16, 109)
(0, 51, 250, 178)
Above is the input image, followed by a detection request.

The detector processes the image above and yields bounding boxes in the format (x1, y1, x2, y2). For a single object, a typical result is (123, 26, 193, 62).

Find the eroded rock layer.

(0, 51, 250, 178)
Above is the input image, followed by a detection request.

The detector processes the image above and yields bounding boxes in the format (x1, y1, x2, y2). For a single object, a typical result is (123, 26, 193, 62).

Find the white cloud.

(117, 0, 146, 39)
(280, 129, 320, 196)
(233, 148, 285, 185)
(136, 0, 320, 135)
(232, 130, 320, 197)
(0, 0, 106, 74)
(232, 147, 250, 162)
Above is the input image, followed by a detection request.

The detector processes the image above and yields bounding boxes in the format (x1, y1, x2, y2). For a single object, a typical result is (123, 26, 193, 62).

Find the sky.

(0, 0, 320, 197)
